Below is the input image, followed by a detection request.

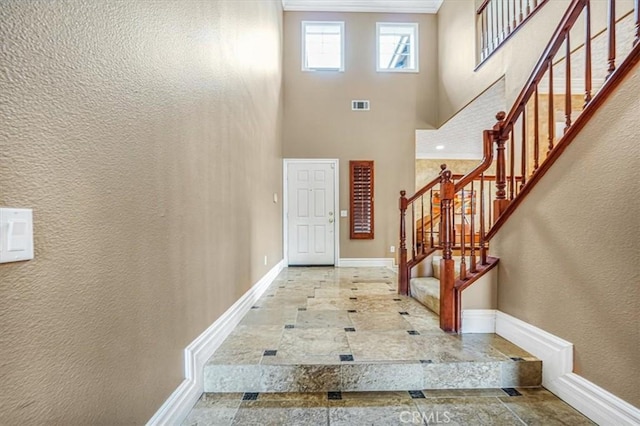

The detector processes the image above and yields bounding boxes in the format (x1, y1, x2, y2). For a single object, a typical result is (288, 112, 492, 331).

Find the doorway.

(284, 159, 339, 266)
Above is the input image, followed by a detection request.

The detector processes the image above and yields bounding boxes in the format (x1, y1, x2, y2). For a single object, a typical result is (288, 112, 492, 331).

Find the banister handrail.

(476, 0, 491, 15)
(501, 0, 588, 134)
(454, 129, 497, 192)
(406, 174, 441, 204)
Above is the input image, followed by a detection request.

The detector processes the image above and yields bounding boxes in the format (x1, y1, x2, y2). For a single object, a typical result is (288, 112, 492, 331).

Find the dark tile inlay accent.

(351, 288, 358, 290)
(510, 357, 524, 361)
(339, 354, 354, 362)
(279, 286, 285, 288)
(242, 392, 259, 401)
(298, 307, 307, 311)
(409, 390, 426, 399)
(420, 359, 433, 364)
(263, 350, 277, 356)
(251, 306, 260, 309)
(307, 295, 315, 298)
(501, 388, 522, 397)
(284, 324, 294, 329)
(267, 294, 274, 297)
(388, 289, 395, 291)
(399, 311, 409, 315)
(347, 310, 357, 313)
(328, 391, 342, 400)
(393, 298, 402, 301)
(344, 327, 356, 332)
(407, 330, 420, 335)
(349, 297, 357, 300)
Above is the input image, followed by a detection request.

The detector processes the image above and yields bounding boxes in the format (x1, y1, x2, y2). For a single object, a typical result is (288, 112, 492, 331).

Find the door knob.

(329, 218, 334, 223)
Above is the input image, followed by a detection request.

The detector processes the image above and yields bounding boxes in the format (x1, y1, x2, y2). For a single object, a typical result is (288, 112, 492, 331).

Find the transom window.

(376, 23, 419, 72)
(302, 21, 345, 71)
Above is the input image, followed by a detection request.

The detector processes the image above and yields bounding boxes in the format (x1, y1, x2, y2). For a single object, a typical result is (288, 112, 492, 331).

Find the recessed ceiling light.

(435, 145, 445, 150)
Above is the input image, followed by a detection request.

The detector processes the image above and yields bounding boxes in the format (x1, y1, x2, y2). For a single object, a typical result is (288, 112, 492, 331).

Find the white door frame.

(283, 159, 340, 266)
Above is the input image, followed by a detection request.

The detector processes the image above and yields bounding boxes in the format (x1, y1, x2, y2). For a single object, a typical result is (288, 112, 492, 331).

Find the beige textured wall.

(283, 11, 438, 259)
(492, 67, 640, 406)
(436, 0, 634, 125)
(0, 1, 283, 424)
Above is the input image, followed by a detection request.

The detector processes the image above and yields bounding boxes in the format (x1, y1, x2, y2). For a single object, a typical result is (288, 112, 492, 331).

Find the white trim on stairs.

(494, 311, 640, 425)
(338, 258, 395, 267)
(146, 260, 285, 426)
(461, 309, 496, 333)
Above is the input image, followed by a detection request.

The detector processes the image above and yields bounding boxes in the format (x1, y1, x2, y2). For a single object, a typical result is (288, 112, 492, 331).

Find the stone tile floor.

(186, 267, 593, 424)
(184, 388, 594, 425)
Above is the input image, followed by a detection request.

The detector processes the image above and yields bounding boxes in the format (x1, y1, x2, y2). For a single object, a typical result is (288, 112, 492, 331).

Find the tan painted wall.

(283, 11, 438, 259)
(491, 67, 640, 406)
(436, 0, 634, 125)
(0, 1, 283, 424)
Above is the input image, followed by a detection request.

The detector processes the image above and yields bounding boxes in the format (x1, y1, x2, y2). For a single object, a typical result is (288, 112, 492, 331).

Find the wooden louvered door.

(350, 161, 374, 239)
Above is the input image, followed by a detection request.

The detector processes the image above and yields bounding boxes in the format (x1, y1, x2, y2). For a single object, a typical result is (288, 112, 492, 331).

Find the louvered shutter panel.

(350, 161, 374, 239)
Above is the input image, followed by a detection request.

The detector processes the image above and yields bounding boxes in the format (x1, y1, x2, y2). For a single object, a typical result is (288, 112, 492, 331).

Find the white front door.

(287, 162, 336, 265)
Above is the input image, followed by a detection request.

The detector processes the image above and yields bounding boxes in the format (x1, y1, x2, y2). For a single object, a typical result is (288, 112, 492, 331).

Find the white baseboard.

(495, 311, 640, 425)
(495, 311, 573, 385)
(146, 260, 285, 426)
(461, 309, 496, 333)
(338, 258, 394, 267)
(551, 373, 640, 426)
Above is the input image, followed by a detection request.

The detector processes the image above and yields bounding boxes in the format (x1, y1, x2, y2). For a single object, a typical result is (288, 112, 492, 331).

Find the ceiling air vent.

(351, 100, 370, 111)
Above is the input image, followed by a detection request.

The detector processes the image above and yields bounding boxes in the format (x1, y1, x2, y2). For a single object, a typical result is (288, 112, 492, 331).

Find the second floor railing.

(477, 0, 549, 63)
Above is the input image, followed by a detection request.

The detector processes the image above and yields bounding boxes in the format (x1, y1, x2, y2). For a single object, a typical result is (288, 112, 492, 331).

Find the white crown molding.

(282, 0, 444, 14)
(146, 260, 285, 425)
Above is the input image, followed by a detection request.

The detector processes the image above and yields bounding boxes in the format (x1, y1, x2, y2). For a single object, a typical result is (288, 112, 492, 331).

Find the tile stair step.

(203, 358, 542, 393)
(409, 277, 440, 315)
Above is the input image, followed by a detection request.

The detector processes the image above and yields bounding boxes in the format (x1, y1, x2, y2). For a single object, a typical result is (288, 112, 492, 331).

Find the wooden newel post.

(493, 111, 510, 222)
(399, 190, 409, 295)
(439, 167, 457, 333)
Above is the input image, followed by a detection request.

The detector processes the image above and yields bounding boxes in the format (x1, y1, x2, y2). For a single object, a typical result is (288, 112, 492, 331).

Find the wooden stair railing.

(400, 0, 640, 333)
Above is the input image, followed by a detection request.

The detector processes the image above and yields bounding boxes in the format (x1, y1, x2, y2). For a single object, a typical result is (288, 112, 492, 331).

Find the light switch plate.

(0, 208, 34, 263)
(340, 210, 348, 217)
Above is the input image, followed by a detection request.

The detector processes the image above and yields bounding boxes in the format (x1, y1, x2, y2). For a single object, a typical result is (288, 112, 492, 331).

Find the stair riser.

(204, 360, 541, 393)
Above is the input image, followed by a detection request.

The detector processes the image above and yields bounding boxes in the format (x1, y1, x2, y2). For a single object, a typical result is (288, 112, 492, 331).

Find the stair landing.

(204, 267, 541, 393)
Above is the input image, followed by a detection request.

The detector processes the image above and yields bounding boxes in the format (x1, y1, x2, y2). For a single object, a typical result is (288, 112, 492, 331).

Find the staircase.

(399, 0, 640, 333)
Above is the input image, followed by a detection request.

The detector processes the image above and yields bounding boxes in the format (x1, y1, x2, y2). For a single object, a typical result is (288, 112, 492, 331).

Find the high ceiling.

(281, 0, 444, 14)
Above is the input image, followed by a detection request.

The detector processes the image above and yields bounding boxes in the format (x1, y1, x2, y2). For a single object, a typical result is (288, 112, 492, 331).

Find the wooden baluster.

(481, 9, 486, 58)
(635, 0, 639, 46)
(502, 0, 507, 40)
(429, 189, 434, 248)
(420, 195, 425, 254)
(607, 0, 616, 78)
(469, 180, 477, 273)
(460, 188, 467, 281)
(480, 171, 488, 265)
(411, 202, 416, 259)
(534, 86, 540, 171)
(509, 130, 515, 200)
(585, 0, 592, 107)
(494, 112, 509, 220)
(521, 113, 527, 191)
(526, 0, 531, 16)
(439, 168, 456, 333)
(512, 0, 518, 29)
(493, 0, 498, 50)
(533, 0, 538, 8)
(507, 0, 512, 34)
(547, 63, 555, 156)
(487, 173, 493, 231)
(399, 191, 408, 295)
(519, 0, 524, 22)
(565, 33, 572, 134)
